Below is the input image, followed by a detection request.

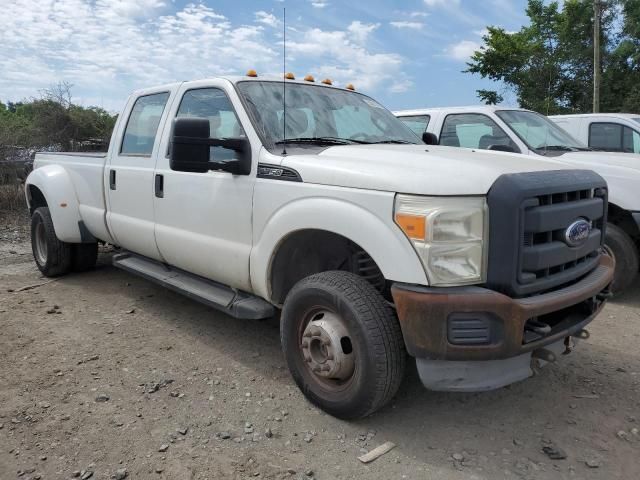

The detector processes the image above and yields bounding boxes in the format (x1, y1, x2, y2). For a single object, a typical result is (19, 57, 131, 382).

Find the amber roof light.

(346, 83, 355, 91)
(246, 69, 258, 77)
(304, 75, 315, 82)
(284, 72, 295, 80)
(321, 78, 332, 85)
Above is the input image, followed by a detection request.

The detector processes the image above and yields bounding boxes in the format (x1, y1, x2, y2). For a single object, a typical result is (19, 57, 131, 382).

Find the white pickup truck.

(395, 106, 640, 293)
(26, 75, 613, 419)
(550, 113, 640, 154)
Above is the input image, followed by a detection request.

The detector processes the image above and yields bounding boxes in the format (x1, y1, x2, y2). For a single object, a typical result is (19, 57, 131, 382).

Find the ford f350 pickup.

(26, 74, 613, 419)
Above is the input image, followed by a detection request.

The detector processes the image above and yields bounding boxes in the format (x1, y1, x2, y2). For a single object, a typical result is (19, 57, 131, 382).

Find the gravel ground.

(1, 220, 639, 480)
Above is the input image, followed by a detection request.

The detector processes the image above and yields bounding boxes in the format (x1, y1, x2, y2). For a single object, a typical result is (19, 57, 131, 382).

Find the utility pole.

(593, 0, 601, 113)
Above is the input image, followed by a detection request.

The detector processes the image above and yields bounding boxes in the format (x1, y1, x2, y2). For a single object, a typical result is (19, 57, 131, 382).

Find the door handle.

(109, 169, 116, 190)
(155, 174, 164, 198)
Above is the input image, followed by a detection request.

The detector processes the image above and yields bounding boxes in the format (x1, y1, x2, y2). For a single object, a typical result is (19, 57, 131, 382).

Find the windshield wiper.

(274, 136, 368, 145)
(368, 139, 415, 144)
(536, 145, 576, 152)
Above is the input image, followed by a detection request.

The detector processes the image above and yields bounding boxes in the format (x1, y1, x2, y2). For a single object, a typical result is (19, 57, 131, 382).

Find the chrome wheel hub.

(34, 222, 47, 265)
(301, 311, 355, 380)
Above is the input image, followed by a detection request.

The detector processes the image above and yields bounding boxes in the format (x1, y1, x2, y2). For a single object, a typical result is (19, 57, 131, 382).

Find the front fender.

(25, 164, 85, 243)
(250, 197, 429, 301)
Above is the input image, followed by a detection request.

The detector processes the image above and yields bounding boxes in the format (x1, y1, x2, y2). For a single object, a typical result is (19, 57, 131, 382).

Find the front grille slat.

(521, 232, 601, 271)
(524, 198, 603, 233)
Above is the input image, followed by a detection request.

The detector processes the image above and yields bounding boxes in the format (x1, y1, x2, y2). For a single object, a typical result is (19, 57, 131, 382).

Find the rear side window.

(120, 92, 170, 156)
(440, 113, 518, 151)
(589, 122, 640, 153)
(398, 115, 431, 136)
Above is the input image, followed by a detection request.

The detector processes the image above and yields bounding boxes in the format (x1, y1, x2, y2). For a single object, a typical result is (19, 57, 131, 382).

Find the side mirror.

(422, 132, 438, 145)
(170, 117, 251, 175)
(488, 144, 518, 153)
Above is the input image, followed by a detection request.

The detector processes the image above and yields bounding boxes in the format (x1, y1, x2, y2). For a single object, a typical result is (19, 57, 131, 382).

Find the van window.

(176, 88, 246, 162)
(589, 122, 640, 153)
(120, 92, 170, 156)
(398, 115, 431, 136)
(440, 113, 518, 151)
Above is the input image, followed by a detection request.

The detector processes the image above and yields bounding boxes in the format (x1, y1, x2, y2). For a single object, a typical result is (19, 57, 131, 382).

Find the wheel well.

(28, 185, 47, 214)
(269, 229, 386, 304)
(608, 203, 640, 241)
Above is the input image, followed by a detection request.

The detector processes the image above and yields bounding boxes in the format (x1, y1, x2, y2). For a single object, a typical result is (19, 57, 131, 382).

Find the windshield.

(236, 81, 421, 150)
(496, 110, 588, 153)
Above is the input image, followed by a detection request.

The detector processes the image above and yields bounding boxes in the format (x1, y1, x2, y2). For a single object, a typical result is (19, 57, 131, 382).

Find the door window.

(176, 88, 246, 162)
(120, 93, 170, 156)
(589, 122, 640, 153)
(398, 115, 431, 136)
(440, 113, 518, 151)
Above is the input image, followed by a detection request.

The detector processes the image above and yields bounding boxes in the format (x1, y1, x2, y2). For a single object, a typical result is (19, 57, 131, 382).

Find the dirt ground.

(1, 216, 639, 480)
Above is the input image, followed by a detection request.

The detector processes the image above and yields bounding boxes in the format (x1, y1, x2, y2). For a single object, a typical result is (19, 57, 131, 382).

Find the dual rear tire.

(31, 207, 98, 277)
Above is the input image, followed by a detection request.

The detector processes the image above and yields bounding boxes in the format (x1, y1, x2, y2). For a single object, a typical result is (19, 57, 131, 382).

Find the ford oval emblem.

(564, 218, 591, 247)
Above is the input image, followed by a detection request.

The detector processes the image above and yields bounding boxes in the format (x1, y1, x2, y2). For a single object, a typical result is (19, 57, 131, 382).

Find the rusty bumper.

(391, 255, 614, 361)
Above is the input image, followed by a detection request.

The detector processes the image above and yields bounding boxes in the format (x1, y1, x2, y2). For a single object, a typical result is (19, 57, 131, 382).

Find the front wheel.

(31, 207, 72, 277)
(604, 223, 639, 295)
(281, 271, 406, 419)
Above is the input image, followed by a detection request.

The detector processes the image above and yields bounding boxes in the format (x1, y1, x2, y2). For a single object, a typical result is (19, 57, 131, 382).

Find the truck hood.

(557, 151, 640, 173)
(280, 145, 573, 195)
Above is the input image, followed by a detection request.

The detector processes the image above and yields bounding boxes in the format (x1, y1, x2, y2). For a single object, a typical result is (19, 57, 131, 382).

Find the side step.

(112, 252, 275, 320)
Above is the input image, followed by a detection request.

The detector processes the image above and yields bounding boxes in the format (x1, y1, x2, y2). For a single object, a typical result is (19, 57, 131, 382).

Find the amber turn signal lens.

(395, 213, 426, 241)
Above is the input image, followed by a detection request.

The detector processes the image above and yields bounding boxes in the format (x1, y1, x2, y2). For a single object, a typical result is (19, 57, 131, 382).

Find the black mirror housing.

(422, 131, 438, 145)
(170, 117, 252, 175)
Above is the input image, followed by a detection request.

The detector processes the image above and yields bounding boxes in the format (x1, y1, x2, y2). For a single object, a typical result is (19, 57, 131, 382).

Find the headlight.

(394, 194, 488, 286)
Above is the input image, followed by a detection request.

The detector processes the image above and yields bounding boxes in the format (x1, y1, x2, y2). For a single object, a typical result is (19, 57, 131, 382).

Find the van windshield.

(236, 81, 421, 150)
(496, 110, 589, 155)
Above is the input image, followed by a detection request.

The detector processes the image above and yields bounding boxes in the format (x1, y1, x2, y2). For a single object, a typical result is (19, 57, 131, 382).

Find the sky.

(0, 0, 533, 113)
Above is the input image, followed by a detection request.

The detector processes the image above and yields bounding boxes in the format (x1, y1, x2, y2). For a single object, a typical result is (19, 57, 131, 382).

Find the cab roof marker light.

(321, 78, 332, 85)
(346, 83, 355, 91)
(246, 69, 258, 77)
(284, 72, 295, 80)
(304, 75, 315, 82)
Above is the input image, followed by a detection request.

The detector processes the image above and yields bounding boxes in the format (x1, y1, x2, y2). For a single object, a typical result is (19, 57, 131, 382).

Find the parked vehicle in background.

(550, 113, 640, 154)
(24, 76, 614, 418)
(395, 106, 640, 294)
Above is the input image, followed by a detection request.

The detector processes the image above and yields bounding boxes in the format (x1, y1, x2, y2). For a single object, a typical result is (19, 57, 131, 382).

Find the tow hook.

(532, 348, 556, 363)
(596, 290, 613, 301)
(573, 329, 590, 340)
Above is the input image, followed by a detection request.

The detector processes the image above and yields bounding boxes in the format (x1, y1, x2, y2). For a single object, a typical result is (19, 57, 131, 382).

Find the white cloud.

(410, 11, 429, 18)
(424, 0, 460, 7)
(311, 1, 329, 8)
(445, 40, 480, 61)
(286, 23, 411, 93)
(255, 10, 279, 28)
(0, 1, 277, 110)
(390, 21, 424, 30)
(347, 21, 379, 45)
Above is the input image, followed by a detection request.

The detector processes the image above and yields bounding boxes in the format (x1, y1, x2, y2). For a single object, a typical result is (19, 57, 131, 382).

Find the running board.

(112, 252, 275, 320)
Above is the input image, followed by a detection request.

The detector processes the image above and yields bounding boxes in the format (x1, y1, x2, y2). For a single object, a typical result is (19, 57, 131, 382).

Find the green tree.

(467, 0, 621, 114)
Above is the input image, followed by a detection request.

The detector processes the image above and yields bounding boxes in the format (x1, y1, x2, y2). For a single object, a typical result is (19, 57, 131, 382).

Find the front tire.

(281, 271, 406, 419)
(31, 207, 72, 277)
(604, 223, 639, 295)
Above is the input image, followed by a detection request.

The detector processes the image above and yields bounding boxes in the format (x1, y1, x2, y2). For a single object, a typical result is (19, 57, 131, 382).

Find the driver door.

(152, 83, 255, 291)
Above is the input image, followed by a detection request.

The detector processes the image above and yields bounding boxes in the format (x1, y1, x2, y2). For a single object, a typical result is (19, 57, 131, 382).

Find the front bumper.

(391, 254, 614, 362)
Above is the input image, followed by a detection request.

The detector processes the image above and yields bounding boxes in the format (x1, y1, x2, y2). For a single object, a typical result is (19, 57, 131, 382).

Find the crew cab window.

(398, 115, 431, 136)
(440, 113, 517, 151)
(120, 92, 170, 156)
(589, 122, 640, 153)
(176, 88, 246, 162)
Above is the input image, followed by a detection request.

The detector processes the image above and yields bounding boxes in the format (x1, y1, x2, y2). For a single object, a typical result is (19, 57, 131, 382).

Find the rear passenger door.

(106, 90, 173, 260)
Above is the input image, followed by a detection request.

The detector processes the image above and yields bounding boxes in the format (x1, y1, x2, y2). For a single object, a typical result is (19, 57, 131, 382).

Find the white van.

(550, 113, 640, 154)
